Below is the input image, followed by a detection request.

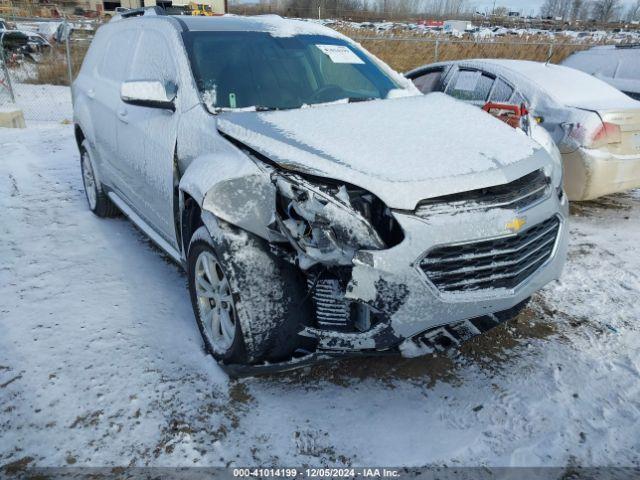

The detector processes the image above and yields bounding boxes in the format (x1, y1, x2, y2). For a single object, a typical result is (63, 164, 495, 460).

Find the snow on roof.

(178, 15, 348, 39)
(480, 59, 635, 110)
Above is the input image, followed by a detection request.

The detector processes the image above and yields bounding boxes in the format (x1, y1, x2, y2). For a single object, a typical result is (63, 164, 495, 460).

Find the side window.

(489, 78, 514, 103)
(98, 29, 138, 82)
(511, 91, 527, 107)
(411, 69, 444, 94)
(129, 30, 177, 82)
(445, 69, 494, 103)
(79, 29, 108, 75)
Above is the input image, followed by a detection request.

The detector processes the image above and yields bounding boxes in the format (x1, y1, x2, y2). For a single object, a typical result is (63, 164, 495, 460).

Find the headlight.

(273, 172, 402, 268)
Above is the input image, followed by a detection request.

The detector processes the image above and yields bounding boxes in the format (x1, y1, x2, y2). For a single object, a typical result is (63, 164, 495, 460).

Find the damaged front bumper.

(299, 187, 569, 354)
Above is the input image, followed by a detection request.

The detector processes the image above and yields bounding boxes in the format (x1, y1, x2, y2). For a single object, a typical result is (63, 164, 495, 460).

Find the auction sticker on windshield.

(316, 44, 365, 64)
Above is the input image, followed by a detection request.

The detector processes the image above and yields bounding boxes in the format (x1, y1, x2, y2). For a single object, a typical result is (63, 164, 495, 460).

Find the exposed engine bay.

(271, 171, 404, 335)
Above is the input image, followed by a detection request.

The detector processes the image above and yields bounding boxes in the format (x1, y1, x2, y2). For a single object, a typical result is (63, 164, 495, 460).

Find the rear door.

(90, 28, 139, 190)
(116, 26, 181, 247)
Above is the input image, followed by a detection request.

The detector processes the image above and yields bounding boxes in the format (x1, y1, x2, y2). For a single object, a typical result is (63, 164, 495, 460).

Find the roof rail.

(616, 43, 640, 49)
(113, 6, 166, 21)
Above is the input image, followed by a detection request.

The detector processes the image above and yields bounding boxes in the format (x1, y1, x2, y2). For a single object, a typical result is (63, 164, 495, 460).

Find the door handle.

(87, 89, 95, 99)
(117, 108, 129, 123)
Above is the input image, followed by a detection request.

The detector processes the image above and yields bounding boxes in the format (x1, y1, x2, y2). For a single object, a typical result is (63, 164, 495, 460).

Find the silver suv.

(72, 10, 568, 370)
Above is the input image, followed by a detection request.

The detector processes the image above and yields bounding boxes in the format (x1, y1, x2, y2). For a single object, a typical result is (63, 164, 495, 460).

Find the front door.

(116, 28, 180, 247)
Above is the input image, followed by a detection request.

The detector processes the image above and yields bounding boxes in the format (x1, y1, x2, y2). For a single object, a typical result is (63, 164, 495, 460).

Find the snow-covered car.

(72, 11, 568, 370)
(406, 60, 640, 201)
(561, 45, 640, 101)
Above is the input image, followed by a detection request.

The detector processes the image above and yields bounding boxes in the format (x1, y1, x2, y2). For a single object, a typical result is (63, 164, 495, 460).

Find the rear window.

(510, 62, 631, 107)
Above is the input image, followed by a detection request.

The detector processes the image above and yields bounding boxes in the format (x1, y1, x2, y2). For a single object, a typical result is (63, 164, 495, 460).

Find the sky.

(473, 0, 635, 15)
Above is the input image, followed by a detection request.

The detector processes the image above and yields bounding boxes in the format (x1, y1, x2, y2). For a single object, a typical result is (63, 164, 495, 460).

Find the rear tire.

(80, 140, 118, 218)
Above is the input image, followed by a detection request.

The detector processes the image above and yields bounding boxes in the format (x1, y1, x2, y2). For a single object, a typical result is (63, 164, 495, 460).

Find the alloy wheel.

(81, 151, 97, 210)
(195, 251, 237, 353)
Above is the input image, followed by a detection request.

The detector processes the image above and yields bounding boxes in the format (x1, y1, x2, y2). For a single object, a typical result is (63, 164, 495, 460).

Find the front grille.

(419, 216, 560, 293)
(415, 169, 549, 216)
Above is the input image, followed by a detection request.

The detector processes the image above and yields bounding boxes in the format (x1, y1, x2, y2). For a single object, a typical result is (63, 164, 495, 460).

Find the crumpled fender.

(179, 145, 278, 241)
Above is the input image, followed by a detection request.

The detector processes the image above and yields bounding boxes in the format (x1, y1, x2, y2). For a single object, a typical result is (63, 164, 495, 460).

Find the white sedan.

(407, 59, 640, 201)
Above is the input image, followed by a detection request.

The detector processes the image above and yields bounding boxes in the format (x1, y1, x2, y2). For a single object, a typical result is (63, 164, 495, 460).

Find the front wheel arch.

(180, 192, 204, 258)
(187, 219, 314, 365)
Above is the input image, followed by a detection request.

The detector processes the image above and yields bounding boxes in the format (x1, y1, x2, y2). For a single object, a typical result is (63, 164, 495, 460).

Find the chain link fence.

(0, 17, 96, 124)
(0, 17, 604, 126)
(345, 33, 596, 72)
(0, 40, 16, 105)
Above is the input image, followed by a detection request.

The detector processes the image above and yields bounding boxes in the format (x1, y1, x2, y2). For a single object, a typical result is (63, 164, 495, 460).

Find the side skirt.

(107, 191, 184, 266)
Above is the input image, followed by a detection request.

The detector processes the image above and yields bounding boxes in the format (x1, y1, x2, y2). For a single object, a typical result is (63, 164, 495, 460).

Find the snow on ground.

(1, 118, 640, 469)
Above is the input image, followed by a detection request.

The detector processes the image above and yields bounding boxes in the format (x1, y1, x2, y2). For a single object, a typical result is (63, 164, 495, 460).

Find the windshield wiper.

(254, 105, 299, 112)
(347, 97, 377, 103)
(254, 105, 279, 112)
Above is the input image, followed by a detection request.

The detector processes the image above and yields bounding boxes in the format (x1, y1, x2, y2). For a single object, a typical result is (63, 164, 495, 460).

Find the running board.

(107, 192, 183, 265)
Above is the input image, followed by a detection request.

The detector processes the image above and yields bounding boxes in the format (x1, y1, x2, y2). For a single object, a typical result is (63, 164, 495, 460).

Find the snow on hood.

(217, 93, 548, 210)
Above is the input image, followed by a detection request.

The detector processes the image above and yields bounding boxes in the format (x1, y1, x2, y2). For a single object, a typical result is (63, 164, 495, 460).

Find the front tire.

(80, 140, 118, 218)
(189, 240, 248, 364)
(187, 224, 311, 365)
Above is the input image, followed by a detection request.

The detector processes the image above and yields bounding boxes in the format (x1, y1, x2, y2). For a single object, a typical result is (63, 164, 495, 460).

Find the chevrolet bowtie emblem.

(506, 217, 527, 233)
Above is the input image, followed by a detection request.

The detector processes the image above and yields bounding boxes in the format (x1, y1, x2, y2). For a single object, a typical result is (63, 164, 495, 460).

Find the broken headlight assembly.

(273, 172, 403, 269)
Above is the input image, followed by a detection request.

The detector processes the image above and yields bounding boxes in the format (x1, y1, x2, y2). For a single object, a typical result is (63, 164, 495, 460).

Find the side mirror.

(120, 80, 177, 111)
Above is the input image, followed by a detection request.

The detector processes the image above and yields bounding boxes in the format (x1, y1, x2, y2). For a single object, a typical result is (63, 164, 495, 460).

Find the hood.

(217, 93, 550, 210)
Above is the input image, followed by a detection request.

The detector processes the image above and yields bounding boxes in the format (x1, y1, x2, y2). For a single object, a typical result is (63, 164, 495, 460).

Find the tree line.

(540, 0, 640, 22)
(235, 0, 640, 22)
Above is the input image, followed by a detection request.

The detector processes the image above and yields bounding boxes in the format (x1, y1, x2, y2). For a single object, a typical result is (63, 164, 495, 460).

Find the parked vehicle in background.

(0, 18, 6, 31)
(164, 5, 192, 15)
(406, 60, 640, 201)
(443, 20, 472, 35)
(189, 2, 225, 16)
(73, 12, 567, 371)
(561, 45, 640, 101)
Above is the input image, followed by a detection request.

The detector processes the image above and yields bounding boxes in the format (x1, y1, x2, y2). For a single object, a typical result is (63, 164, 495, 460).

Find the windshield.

(182, 31, 401, 110)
